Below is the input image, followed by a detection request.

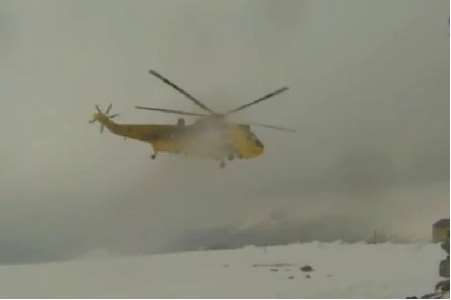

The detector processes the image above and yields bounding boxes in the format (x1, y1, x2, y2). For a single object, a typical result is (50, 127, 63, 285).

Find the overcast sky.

(0, 0, 449, 263)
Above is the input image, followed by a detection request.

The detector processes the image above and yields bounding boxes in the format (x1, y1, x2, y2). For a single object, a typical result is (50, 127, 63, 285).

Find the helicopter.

(90, 70, 295, 168)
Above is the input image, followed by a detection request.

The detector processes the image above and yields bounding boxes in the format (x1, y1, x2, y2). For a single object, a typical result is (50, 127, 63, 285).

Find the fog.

(0, 0, 448, 263)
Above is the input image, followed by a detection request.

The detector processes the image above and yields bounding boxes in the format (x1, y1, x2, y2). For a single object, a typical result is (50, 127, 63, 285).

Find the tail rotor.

(90, 104, 119, 134)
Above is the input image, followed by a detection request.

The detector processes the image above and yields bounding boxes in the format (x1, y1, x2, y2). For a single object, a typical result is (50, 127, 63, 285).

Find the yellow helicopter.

(90, 70, 294, 168)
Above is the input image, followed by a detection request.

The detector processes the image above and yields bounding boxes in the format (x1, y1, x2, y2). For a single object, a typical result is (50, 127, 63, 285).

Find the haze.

(0, 0, 448, 263)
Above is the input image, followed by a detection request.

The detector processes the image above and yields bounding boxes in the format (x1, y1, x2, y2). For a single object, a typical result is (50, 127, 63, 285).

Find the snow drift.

(0, 242, 443, 298)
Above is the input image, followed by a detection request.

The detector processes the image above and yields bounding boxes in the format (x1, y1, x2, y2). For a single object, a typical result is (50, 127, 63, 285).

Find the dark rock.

(406, 297, 418, 299)
(433, 219, 449, 243)
(441, 240, 450, 254)
(435, 279, 450, 292)
(305, 274, 311, 279)
(300, 265, 314, 272)
(420, 292, 440, 299)
(288, 275, 295, 279)
(420, 293, 433, 298)
(439, 256, 450, 278)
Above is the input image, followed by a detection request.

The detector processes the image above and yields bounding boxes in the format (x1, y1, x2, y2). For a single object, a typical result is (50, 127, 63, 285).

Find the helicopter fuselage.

(96, 115, 264, 161)
(91, 69, 292, 167)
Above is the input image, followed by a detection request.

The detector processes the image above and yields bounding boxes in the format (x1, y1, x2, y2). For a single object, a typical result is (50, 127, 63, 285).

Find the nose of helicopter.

(253, 138, 264, 156)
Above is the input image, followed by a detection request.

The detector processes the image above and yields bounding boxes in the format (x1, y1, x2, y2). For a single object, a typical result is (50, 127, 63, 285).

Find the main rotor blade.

(149, 69, 215, 114)
(95, 105, 102, 114)
(226, 87, 289, 115)
(245, 121, 296, 133)
(135, 106, 208, 117)
(109, 113, 119, 119)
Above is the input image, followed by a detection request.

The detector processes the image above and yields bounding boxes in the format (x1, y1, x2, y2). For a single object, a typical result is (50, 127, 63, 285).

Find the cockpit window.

(255, 138, 263, 148)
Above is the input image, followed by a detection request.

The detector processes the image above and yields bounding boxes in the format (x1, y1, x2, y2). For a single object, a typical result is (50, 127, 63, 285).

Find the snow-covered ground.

(0, 242, 444, 298)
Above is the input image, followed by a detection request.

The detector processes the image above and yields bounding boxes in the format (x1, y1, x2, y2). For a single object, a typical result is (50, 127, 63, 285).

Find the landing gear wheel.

(151, 153, 157, 160)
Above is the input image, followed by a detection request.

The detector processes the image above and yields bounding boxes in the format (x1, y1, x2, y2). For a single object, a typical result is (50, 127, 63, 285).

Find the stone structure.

(434, 218, 449, 297)
(433, 219, 450, 243)
(407, 219, 449, 298)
